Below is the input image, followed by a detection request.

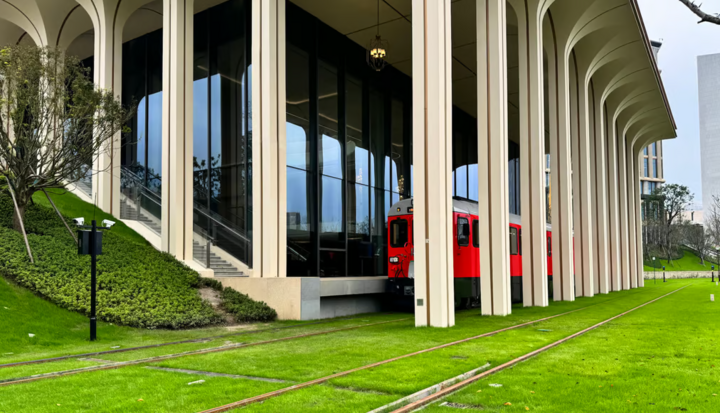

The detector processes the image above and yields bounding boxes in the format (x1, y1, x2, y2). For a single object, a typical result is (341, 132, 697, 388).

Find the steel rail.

(196, 284, 689, 413)
(390, 284, 691, 412)
(0, 314, 406, 370)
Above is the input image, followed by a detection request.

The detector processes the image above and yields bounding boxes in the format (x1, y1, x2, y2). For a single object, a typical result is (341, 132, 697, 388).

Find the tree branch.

(678, 0, 720, 24)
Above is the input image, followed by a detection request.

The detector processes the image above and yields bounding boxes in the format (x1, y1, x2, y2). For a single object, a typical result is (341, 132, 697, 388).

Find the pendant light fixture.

(367, 0, 389, 71)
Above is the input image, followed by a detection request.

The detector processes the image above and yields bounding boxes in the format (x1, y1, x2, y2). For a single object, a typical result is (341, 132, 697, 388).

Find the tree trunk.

(12, 202, 25, 233)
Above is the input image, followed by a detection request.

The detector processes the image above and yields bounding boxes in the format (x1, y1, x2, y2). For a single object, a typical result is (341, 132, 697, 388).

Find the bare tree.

(685, 222, 710, 265)
(654, 184, 694, 264)
(0, 46, 130, 235)
(678, 0, 720, 25)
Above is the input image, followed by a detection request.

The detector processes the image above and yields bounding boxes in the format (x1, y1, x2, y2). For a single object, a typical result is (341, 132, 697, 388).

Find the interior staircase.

(193, 241, 246, 277)
(120, 199, 161, 234)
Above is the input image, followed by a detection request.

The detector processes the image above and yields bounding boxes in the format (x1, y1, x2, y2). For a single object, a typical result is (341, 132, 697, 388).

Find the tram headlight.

(389, 256, 399, 264)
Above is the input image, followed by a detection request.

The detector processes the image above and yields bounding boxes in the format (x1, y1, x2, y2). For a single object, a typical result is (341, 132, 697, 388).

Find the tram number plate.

(404, 286, 414, 296)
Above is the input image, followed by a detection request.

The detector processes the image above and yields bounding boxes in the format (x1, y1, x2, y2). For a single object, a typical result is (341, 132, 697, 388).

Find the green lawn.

(0, 280, 704, 413)
(643, 248, 719, 272)
(32, 190, 147, 245)
(422, 280, 719, 412)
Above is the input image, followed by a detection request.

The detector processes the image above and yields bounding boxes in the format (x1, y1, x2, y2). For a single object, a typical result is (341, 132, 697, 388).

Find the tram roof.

(389, 197, 552, 231)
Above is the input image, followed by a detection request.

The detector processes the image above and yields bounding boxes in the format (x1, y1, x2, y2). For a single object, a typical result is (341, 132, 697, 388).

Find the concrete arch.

(0, 0, 46, 46)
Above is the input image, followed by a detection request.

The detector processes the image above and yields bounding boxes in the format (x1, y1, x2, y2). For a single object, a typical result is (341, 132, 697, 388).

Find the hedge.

(0, 194, 275, 328)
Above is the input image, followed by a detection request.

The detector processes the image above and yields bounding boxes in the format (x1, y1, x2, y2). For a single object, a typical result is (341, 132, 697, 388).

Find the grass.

(0, 280, 700, 412)
(32, 190, 147, 245)
(422, 280, 719, 412)
(643, 248, 719, 272)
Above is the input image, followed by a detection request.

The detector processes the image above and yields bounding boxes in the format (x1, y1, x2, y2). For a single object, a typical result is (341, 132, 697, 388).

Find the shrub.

(0, 192, 278, 328)
(221, 287, 277, 323)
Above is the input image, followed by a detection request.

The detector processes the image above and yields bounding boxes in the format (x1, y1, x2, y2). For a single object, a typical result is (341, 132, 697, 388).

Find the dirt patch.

(199, 287, 236, 325)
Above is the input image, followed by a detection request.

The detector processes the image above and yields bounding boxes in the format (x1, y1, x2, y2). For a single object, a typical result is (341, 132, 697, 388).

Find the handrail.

(193, 202, 250, 245)
(121, 166, 162, 204)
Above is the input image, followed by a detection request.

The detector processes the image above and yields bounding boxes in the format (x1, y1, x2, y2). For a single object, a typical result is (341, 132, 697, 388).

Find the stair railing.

(120, 166, 162, 234)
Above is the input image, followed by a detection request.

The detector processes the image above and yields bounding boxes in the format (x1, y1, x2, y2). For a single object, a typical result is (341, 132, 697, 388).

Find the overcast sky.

(637, 0, 720, 209)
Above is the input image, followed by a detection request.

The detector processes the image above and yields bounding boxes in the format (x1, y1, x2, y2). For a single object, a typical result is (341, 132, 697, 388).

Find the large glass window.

(510, 227, 519, 255)
(457, 218, 470, 247)
(644, 158, 649, 177)
(653, 159, 658, 178)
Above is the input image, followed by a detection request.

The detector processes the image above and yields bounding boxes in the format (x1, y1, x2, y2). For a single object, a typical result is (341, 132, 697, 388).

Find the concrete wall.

(643, 271, 717, 280)
(216, 276, 387, 320)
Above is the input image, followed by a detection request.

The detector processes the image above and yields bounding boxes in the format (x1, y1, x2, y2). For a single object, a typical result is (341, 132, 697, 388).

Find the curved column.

(591, 83, 610, 294)
(160, 0, 194, 259)
(569, 51, 593, 297)
(411, 0, 455, 327)
(625, 137, 638, 288)
(616, 124, 630, 289)
(508, 0, 548, 308)
(478, 0, 511, 315)
(252, 0, 287, 278)
(544, 13, 574, 302)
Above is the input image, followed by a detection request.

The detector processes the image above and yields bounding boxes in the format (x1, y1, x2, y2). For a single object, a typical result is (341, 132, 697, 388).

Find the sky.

(637, 0, 720, 209)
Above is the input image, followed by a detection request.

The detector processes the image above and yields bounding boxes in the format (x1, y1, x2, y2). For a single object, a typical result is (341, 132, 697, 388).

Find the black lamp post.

(653, 257, 656, 284)
(663, 266, 666, 282)
(77, 219, 111, 341)
(713, 265, 715, 283)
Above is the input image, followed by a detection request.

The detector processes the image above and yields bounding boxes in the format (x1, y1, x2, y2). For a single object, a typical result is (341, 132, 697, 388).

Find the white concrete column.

(569, 53, 594, 298)
(411, 0, 455, 327)
(626, 138, 638, 289)
(478, 0, 511, 315)
(544, 16, 575, 302)
(616, 130, 631, 290)
(251, 0, 287, 278)
(89, 2, 123, 216)
(508, 0, 548, 308)
(633, 145, 645, 288)
(592, 86, 610, 294)
(160, 0, 194, 260)
(606, 112, 621, 292)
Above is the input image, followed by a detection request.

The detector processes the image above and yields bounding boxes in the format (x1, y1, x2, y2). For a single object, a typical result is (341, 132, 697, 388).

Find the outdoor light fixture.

(389, 256, 399, 264)
(72, 217, 85, 226)
(102, 219, 115, 228)
(367, 0, 389, 71)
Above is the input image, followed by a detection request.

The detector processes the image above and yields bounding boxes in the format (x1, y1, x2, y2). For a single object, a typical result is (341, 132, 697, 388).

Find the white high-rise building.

(698, 53, 720, 211)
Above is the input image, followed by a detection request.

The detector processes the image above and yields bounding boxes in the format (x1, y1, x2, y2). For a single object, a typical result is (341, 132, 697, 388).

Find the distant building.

(698, 53, 720, 212)
(640, 41, 665, 223)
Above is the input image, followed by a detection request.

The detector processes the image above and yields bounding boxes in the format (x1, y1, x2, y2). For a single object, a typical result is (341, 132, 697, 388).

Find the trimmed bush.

(221, 287, 277, 323)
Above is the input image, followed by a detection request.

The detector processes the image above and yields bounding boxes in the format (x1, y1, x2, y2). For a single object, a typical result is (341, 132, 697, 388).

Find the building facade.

(699, 53, 720, 213)
(0, 0, 676, 326)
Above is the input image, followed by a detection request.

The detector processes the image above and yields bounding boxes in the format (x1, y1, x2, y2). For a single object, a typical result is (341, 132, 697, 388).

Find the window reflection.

(346, 76, 366, 184)
(287, 46, 311, 171)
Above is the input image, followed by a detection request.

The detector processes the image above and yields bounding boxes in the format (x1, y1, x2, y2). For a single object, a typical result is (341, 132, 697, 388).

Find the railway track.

(0, 317, 410, 387)
(0, 314, 404, 370)
(196, 284, 690, 413)
(389, 284, 691, 412)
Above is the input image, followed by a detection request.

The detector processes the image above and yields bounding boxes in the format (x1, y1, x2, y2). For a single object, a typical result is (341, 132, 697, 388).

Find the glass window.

(455, 165, 468, 198)
(643, 146, 648, 155)
(653, 159, 658, 178)
(287, 46, 311, 171)
(346, 75, 367, 184)
(472, 220, 479, 248)
(390, 219, 408, 248)
(320, 250, 345, 277)
(652, 142, 657, 156)
(457, 218, 470, 247)
(391, 99, 404, 194)
(287, 167, 314, 276)
(347, 183, 371, 276)
(643, 158, 649, 177)
(371, 188, 388, 276)
(318, 61, 342, 179)
(370, 89, 388, 190)
(320, 176, 344, 249)
(510, 227, 518, 255)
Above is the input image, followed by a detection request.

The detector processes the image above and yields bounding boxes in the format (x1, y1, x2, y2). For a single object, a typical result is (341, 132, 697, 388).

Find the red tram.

(387, 197, 555, 307)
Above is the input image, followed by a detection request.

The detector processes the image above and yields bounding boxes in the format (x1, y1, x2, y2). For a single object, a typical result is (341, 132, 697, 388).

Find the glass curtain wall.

(451, 107, 520, 215)
(121, 30, 163, 220)
(286, 4, 411, 277)
(120, 0, 251, 263)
